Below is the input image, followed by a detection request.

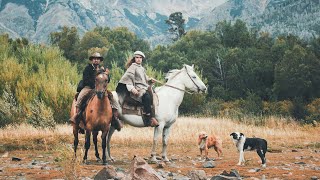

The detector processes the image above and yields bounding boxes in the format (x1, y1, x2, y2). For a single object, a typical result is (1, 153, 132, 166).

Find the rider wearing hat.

(70, 52, 123, 131)
(116, 50, 159, 127)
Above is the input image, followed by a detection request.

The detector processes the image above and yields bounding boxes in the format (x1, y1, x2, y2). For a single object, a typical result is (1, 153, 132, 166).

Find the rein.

(152, 67, 201, 95)
(153, 79, 193, 95)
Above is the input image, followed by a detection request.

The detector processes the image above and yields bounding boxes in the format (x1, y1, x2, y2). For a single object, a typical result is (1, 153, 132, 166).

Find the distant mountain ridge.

(196, 0, 320, 39)
(0, 0, 319, 47)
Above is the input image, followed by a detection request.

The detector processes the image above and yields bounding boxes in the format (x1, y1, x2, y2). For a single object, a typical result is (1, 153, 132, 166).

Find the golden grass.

(0, 116, 319, 151)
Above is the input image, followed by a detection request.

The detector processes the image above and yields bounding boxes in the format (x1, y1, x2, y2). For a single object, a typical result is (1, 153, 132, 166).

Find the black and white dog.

(230, 132, 267, 167)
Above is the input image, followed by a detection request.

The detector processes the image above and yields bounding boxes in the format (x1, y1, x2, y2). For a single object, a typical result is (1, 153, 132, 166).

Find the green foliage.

(216, 20, 254, 48)
(0, 37, 80, 127)
(107, 62, 124, 91)
(292, 97, 309, 121)
(165, 12, 186, 41)
(50, 26, 79, 62)
(273, 44, 320, 100)
(242, 92, 263, 115)
(0, 85, 24, 127)
(262, 100, 294, 117)
(27, 99, 56, 129)
(93, 27, 150, 66)
(179, 93, 207, 115)
(78, 31, 110, 62)
(305, 98, 320, 123)
(200, 98, 224, 117)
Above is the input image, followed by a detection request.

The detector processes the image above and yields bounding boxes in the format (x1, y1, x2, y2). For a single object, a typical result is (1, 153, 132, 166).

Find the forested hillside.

(1, 20, 320, 128)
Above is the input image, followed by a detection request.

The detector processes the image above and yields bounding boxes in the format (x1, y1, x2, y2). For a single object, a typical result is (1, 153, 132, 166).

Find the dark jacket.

(83, 64, 100, 89)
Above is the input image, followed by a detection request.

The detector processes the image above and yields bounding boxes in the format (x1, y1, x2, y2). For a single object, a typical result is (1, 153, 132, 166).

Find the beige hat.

(89, 52, 103, 61)
(134, 51, 145, 58)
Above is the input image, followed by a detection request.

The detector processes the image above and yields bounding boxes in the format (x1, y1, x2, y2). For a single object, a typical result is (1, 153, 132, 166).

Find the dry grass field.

(0, 117, 320, 179)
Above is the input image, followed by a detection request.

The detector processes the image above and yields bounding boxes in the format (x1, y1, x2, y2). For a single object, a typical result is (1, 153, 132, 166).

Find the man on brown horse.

(115, 51, 159, 127)
(70, 52, 123, 132)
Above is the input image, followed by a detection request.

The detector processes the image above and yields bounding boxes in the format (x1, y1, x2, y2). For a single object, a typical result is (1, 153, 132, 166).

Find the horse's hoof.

(149, 157, 158, 164)
(78, 128, 85, 134)
(96, 158, 101, 162)
(107, 158, 114, 163)
(83, 159, 88, 164)
(162, 157, 170, 163)
(102, 161, 108, 165)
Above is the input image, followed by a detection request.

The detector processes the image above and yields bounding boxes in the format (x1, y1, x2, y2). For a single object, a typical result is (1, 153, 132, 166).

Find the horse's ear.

(191, 64, 194, 69)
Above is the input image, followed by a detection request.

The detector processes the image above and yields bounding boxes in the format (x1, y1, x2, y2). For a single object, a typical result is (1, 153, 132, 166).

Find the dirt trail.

(0, 144, 319, 179)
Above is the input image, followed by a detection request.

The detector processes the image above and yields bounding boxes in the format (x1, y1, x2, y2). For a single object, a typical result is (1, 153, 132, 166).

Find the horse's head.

(183, 64, 207, 93)
(95, 72, 109, 99)
(165, 64, 207, 93)
(180, 64, 207, 93)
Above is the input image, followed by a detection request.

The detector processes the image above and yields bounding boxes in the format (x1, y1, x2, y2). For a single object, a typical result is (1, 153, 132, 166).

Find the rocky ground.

(0, 143, 319, 180)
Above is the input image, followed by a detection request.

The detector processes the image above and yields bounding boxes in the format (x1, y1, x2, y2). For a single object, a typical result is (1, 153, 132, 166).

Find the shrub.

(263, 100, 294, 117)
(305, 98, 320, 124)
(0, 86, 24, 127)
(180, 93, 207, 115)
(27, 99, 56, 129)
(241, 92, 263, 115)
(292, 97, 308, 121)
(201, 98, 224, 116)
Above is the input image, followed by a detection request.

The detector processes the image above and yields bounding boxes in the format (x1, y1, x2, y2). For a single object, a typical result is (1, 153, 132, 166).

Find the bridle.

(95, 72, 109, 96)
(184, 66, 201, 93)
(154, 66, 202, 94)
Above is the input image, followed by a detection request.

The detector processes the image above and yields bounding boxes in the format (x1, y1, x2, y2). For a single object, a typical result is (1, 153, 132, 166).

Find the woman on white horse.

(107, 62, 207, 162)
(115, 51, 159, 127)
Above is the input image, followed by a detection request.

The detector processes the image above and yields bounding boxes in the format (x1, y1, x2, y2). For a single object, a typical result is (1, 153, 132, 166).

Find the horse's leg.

(101, 130, 109, 165)
(161, 126, 172, 162)
(92, 131, 101, 161)
(73, 125, 79, 157)
(150, 124, 164, 162)
(106, 126, 116, 162)
(83, 130, 91, 164)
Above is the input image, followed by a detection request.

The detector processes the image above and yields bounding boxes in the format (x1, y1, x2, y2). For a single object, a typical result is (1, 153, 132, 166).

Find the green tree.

(94, 26, 150, 67)
(165, 12, 186, 41)
(78, 31, 109, 63)
(50, 26, 80, 62)
(273, 44, 320, 100)
(216, 20, 253, 48)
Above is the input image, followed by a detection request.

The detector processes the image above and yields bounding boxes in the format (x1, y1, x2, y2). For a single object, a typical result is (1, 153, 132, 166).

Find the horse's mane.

(96, 69, 106, 76)
(165, 69, 181, 81)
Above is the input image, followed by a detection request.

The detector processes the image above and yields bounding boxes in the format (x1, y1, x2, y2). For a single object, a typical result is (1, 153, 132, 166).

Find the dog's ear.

(230, 133, 234, 136)
(240, 133, 244, 137)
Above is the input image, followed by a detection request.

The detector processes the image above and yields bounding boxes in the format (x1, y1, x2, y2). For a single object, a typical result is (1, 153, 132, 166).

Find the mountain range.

(0, 0, 319, 47)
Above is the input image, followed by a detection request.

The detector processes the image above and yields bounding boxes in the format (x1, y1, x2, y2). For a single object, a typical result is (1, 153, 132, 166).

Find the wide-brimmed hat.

(89, 52, 103, 61)
(134, 51, 145, 58)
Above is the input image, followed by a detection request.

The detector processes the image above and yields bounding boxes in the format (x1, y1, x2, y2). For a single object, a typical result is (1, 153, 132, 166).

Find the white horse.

(106, 64, 207, 162)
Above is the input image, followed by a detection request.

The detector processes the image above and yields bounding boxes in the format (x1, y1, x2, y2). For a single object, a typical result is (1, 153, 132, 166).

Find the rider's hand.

(148, 78, 156, 84)
(105, 68, 110, 74)
(131, 88, 139, 96)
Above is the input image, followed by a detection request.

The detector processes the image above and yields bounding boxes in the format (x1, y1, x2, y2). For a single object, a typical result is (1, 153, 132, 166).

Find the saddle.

(121, 87, 158, 121)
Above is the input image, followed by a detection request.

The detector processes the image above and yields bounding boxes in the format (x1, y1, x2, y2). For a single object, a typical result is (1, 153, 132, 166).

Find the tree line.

(1, 19, 320, 128)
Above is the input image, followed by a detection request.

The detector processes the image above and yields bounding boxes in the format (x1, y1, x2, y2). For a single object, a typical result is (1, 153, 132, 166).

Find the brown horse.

(70, 72, 112, 165)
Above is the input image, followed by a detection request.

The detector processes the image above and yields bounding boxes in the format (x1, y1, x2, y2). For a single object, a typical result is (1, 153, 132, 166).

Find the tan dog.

(198, 131, 223, 160)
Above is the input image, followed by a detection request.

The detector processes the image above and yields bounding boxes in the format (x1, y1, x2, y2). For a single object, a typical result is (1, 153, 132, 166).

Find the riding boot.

(150, 117, 159, 127)
(143, 113, 159, 127)
(111, 108, 123, 131)
(69, 107, 80, 124)
(69, 108, 85, 134)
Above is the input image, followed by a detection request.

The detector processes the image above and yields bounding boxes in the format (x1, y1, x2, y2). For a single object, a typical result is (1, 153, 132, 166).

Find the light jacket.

(116, 63, 149, 102)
